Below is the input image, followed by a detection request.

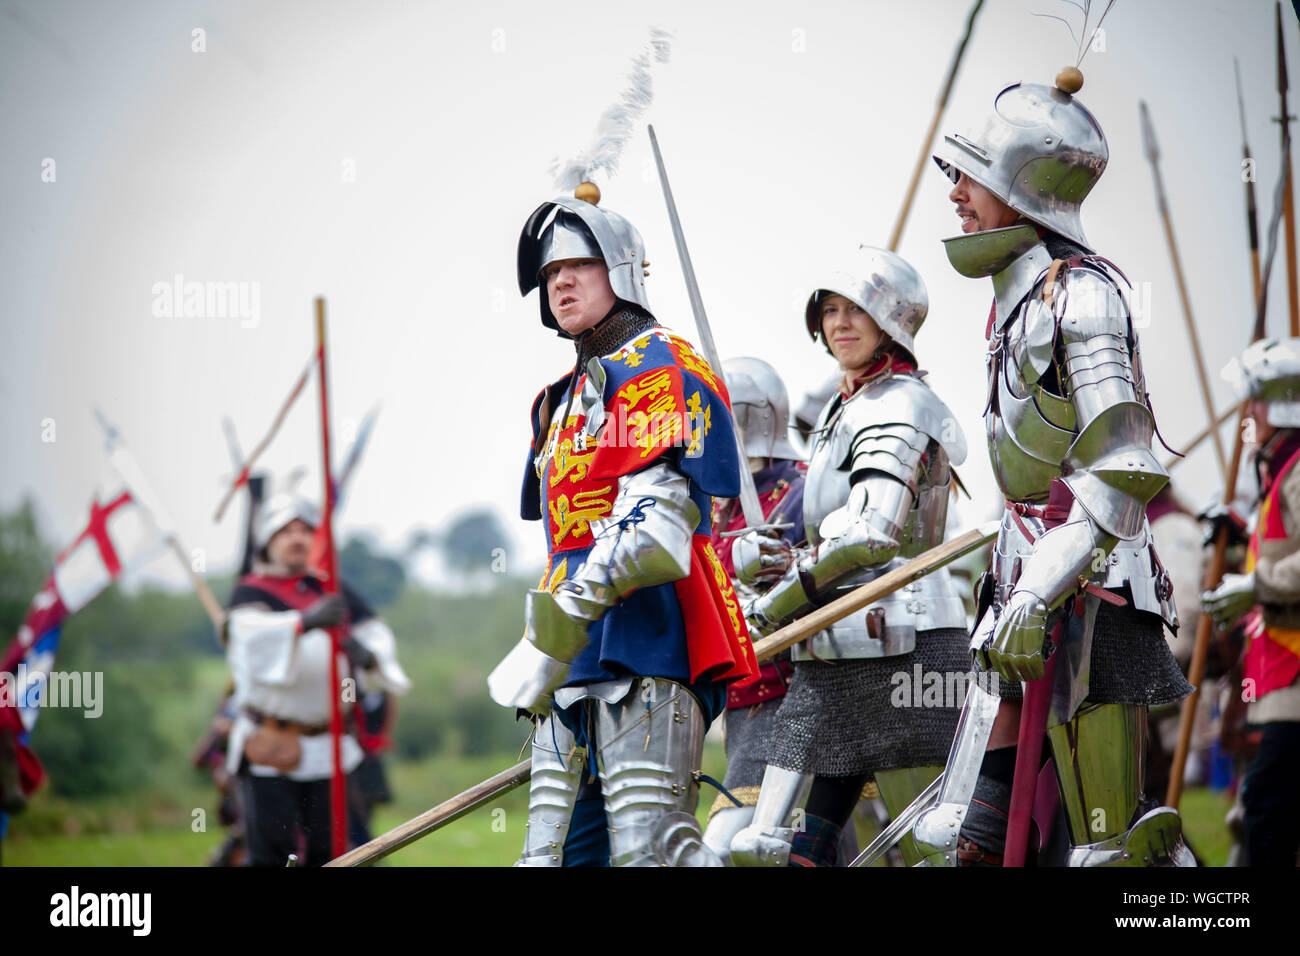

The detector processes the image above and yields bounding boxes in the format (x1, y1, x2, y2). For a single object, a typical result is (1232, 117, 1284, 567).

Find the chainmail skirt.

(720, 697, 784, 795)
(767, 627, 971, 778)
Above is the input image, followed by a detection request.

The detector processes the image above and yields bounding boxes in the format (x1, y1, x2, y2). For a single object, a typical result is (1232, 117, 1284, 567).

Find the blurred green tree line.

(0, 499, 531, 803)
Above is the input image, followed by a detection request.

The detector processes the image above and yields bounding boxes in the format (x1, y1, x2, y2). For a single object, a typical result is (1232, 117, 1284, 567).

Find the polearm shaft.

(1139, 101, 1229, 483)
(887, 0, 984, 251)
(647, 124, 765, 529)
(1276, 2, 1299, 336)
(1162, 402, 1240, 471)
(213, 351, 315, 523)
(1237, 58, 1263, 305)
(324, 759, 533, 867)
(1167, 130, 1292, 809)
(328, 521, 999, 865)
(751, 522, 998, 660)
(315, 297, 348, 859)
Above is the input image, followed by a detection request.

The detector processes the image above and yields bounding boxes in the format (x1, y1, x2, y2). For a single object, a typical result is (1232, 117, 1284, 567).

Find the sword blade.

(647, 124, 766, 529)
(851, 772, 943, 867)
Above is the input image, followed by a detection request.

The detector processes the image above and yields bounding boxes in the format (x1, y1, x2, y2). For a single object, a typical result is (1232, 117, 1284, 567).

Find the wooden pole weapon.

(1139, 100, 1229, 482)
(315, 298, 348, 858)
(886, 0, 984, 252)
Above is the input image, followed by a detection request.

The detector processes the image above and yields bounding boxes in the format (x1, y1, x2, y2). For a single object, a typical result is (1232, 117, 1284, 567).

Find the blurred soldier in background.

(1204, 338, 1300, 866)
(224, 492, 410, 866)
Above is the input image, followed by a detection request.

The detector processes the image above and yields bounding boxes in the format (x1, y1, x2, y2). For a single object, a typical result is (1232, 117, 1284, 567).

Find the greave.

(1046, 702, 1144, 848)
(594, 680, 720, 867)
(1047, 702, 1193, 866)
(730, 765, 814, 866)
(876, 765, 945, 866)
(516, 716, 584, 866)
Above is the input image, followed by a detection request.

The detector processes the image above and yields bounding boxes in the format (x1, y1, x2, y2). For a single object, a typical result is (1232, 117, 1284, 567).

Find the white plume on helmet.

(549, 27, 673, 190)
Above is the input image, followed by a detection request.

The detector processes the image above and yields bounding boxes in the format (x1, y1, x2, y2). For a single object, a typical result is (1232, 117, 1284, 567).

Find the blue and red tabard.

(520, 327, 759, 695)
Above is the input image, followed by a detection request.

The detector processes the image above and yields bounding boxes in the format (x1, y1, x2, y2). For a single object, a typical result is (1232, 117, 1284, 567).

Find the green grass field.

(4, 739, 1237, 866)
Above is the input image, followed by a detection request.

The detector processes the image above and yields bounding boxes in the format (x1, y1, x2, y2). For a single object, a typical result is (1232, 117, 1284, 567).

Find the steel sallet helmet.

(517, 183, 651, 333)
(933, 78, 1108, 273)
(722, 357, 802, 462)
(255, 493, 320, 551)
(1223, 337, 1300, 428)
(804, 246, 928, 366)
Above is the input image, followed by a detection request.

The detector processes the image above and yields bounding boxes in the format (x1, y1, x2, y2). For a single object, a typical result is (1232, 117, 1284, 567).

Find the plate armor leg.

(593, 680, 721, 867)
(912, 676, 1003, 866)
(1047, 702, 1194, 866)
(730, 766, 814, 867)
(516, 716, 585, 867)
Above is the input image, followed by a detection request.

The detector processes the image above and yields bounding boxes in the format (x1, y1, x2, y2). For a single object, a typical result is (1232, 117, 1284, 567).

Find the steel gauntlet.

(746, 489, 903, 635)
(983, 507, 1116, 681)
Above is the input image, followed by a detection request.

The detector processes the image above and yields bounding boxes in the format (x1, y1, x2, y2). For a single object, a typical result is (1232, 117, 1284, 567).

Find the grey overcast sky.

(0, 0, 1289, 589)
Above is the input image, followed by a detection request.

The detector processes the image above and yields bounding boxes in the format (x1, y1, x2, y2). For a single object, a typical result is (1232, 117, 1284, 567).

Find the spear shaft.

(1167, 130, 1292, 809)
(1237, 58, 1263, 306)
(1139, 100, 1229, 482)
(315, 297, 348, 859)
(1277, 2, 1299, 335)
(887, 0, 984, 251)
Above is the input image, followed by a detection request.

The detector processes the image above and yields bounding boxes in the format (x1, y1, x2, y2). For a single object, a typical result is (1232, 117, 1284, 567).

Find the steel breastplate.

(986, 305, 1078, 503)
(802, 402, 850, 544)
(803, 391, 953, 551)
(795, 389, 967, 662)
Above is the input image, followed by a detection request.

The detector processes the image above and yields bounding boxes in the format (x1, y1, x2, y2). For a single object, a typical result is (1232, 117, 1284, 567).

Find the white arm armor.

(748, 383, 964, 631)
(1014, 268, 1167, 612)
(488, 461, 700, 710)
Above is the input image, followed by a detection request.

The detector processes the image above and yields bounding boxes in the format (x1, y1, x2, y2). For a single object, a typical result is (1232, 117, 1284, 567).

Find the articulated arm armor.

(746, 376, 966, 648)
(1056, 271, 1166, 539)
(488, 462, 700, 711)
(746, 436, 914, 632)
(550, 462, 698, 621)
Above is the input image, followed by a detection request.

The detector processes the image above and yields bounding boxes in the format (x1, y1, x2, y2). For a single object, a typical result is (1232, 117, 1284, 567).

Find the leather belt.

(956, 835, 1004, 867)
(245, 707, 331, 737)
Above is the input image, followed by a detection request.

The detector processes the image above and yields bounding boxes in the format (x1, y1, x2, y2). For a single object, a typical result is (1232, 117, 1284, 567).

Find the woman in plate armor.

(730, 247, 971, 867)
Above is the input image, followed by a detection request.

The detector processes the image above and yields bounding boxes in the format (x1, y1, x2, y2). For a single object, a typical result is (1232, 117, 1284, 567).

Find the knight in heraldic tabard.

(487, 183, 758, 867)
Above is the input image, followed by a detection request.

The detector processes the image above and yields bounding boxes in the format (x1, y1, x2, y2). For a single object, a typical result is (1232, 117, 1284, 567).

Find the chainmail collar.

(573, 306, 658, 367)
(546, 306, 659, 457)
(1042, 230, 1088, 261)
